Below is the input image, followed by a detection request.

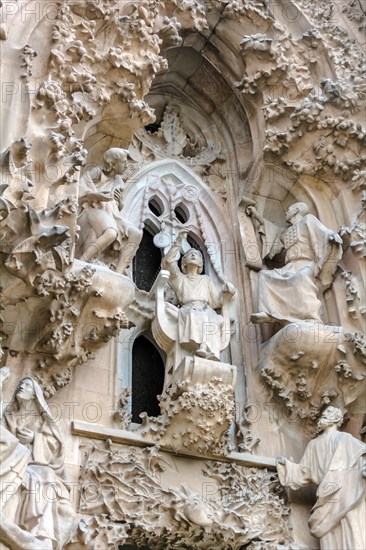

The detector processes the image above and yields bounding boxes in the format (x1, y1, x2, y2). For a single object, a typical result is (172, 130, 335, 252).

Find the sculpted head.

(181, 248, 203, 274)
(15, 377, 36, 403)
(317, 406, 343, 431)
(285, 202, 309, 223)
(103, 148, 129, 175)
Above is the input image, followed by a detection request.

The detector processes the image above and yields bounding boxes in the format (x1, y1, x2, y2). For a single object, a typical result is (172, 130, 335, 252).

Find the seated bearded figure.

(246, 202, 343, 325)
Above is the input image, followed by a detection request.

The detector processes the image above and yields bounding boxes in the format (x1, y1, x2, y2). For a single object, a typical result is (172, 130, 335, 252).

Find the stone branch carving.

(137, 356, 237, 456)
(338, 192, 366, 325)
(77, 439, 292, 549)
(340, 192, 366, 259)
(236, 403, 261, 453)
(113, 388, 132, 429)
(247, 201, 342, 325)
(340, 269, 363, 318)
(258, 321, 366, 424)
(276, 406, 366, 549)
(0, 372, 75, 550)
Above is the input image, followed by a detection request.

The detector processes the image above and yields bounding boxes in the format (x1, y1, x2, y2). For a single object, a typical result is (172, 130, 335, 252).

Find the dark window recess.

(174, 203, 189, 224)
(133, 227, 161, 291)
(144, 123, 160, 133)
(132, 335, 165, 423)
(148, 196, 163, 217)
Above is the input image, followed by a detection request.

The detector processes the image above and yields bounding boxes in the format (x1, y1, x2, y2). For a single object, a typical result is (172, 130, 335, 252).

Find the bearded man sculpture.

(247, 202, 342, 324)
(276, 406, 366, 549)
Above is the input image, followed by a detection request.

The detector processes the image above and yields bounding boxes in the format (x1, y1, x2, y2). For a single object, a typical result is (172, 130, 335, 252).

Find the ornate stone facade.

(0, 1, 365, 549)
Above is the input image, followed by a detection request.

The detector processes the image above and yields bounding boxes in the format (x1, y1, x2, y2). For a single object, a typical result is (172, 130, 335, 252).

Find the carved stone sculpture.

(248, 202, 343, 324)
(276, 406, 366, 549)
(0, 373, 75, 550)
(161, 229, 236, 361)
(77, 440, 291, 549)
(258, 322, 366, 422)
(76, 148, 142, 274)
(1, 0, 365, 547)
(137, 356, 237, 456)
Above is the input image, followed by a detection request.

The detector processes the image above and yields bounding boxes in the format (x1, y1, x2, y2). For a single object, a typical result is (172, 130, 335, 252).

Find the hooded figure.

(3, 377, 74, 550)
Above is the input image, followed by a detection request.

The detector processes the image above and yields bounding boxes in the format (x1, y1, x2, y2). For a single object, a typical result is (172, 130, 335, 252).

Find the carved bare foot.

(195, 344, 210, 359)
(195, 345, 219, 361)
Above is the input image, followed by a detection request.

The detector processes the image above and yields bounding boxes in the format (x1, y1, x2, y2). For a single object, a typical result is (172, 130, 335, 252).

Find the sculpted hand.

(276, 456, 286, 465)
(113, 185, 124, 200)
(17, 427, 34, 444)
(246, 205, 264, 224)
(175, 229, 188, 245)
(113, 186, 124, 210)
(329, 232, 343, 245)
(222, 282, 236, 296)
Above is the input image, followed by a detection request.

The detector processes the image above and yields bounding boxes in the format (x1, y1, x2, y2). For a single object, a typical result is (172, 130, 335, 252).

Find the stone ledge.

(72, 420, 276, 470)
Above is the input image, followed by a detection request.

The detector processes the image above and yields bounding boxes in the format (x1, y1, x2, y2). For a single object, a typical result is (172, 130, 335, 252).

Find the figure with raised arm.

(162, 229, 236, 360)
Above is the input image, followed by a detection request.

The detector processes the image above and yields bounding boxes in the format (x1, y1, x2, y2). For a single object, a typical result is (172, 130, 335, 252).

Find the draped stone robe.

(277, 430, 366, 549)
(257, 213, 342, 323)
(2, 380, 75, 549)
(166, 262, 224, 359)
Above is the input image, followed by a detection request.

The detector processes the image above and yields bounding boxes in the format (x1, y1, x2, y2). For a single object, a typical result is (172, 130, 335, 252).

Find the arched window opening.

(174, 202, 190, 224)
(133, 227, 161, 291)
(132, 335, 165, 423)
(148, 195, 164, 217)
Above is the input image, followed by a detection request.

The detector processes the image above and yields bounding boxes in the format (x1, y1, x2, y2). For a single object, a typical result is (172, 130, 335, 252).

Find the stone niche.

(1, 1, 365, 550)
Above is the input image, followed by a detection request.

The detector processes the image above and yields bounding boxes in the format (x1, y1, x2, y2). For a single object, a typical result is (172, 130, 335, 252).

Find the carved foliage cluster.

(78, 440, 292, 549)
(260, 323, 366, 425)
(231, 2, 366, 186)
(137, 377, 236, 455)
(1, 0, 210, 392)
(2, 261, 131, 397)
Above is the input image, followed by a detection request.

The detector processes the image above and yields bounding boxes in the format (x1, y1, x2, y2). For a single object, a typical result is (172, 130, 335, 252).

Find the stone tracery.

(0, 0, 365, 548)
